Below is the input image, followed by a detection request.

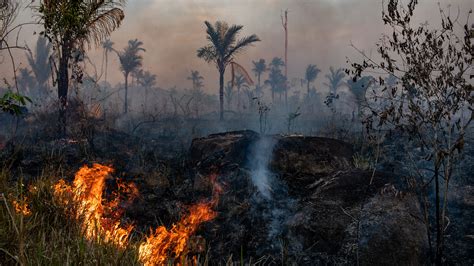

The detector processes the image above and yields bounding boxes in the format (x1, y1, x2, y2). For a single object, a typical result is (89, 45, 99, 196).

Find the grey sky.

(3, 0, 473, 92)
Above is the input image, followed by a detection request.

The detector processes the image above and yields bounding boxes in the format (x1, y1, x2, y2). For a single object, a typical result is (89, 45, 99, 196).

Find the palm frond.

(225, 34, 260, 62)
(197, 45, 217, 63)
(80, 0, 125, 47)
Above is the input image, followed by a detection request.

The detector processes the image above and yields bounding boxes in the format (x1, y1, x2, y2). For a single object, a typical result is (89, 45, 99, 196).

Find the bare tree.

(349, 1, 473, 264)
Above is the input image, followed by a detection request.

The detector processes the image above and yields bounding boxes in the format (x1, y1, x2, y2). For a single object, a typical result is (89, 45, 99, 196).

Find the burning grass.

(0, 164, 222, 265)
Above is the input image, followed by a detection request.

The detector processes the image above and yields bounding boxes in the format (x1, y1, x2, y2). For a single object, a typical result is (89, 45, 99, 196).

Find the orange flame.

(138, 173, 222, 265)
(53, 164, 137, 248)
(53, 164, 221, 264)
(12, 197, 31, 216)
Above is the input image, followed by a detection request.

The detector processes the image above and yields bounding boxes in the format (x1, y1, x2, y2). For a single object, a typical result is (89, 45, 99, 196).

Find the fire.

(53, 163, 221, 264)
(138, 174, 222, 265)
(12, 197, 31, 216)
(53, 164, 138, 248)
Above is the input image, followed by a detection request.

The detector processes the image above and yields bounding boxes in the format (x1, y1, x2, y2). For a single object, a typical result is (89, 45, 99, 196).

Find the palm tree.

(102, 39, 114, 83)
(323, 67, 345, 110)
(265, 57, 286, 102)
(347, 75, 374, 116)
(138, 70, 156, 111)
(18, 68, 36, 96)
(38, 0, 125, 135)
(131, 68, 144, 87)
(252, 58, 267, 94)
(324, 67, 345, 94)
(270, 57, 285, 70)
(234, 74, 248, 112)
(197, 20, 260, 121)
(305, 64, 321, 96)
(224, 81, 234, 110)
(187, 70, 204, 90)
(26, 36, 52, 98)
(118, 39, 145, 114)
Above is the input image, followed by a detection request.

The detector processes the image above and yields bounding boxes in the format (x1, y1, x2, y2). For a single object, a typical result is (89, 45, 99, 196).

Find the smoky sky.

(3, 0, 473, 93)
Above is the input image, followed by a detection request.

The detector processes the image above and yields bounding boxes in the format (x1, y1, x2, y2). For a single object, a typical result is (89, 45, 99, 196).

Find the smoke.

(248, 136, 277, 199)
(247, 134, 297, 252)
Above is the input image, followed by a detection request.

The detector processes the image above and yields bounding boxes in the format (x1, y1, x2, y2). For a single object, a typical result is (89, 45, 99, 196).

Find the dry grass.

(0, 167, 140, 265)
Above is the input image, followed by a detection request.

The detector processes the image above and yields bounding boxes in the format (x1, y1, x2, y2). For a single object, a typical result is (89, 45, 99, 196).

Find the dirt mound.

(188, 130, 428, 264)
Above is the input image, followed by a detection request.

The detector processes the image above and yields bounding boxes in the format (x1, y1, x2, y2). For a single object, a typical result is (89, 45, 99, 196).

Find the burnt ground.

(1, 129, 472, 265)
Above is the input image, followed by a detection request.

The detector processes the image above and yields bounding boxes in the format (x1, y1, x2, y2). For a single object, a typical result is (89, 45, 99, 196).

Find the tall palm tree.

(39, 0, 125, 135)
(138, 70, 156, 111)
(252, 58, 267, 92)
(197, 20, 260, 121)
(324, 67, 345, 94)
(187, 70, 204, 90)
(347, 75, 373, 116)
(18, 68, 36, 96)
(26, 36, 52, 98)
(270, 57, 285, 70)
(131, 68, 144, 86)
(224, 81, 234, 110)
(118, 39, 145, 114)
(265, 57, 285, 102)
(102, 39, 114, 84)
(234, 74, 248, 112)
(305, 64, 321, 96)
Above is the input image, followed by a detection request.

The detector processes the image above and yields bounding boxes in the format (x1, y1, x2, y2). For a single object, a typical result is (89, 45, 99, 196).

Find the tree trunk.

(105, 52, 108, 84)
(144, 87, 148, 112)
(124, 72, 129, 114)
(307, 81, 310, 97)
(219, 69, 224, 121)
(58, 43, 70, 137)
(435, 158, 441, 265)
(237, 87, 241, 113)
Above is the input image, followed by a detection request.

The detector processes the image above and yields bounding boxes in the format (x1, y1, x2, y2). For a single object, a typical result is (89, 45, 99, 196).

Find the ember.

(12, 197, 31, 216)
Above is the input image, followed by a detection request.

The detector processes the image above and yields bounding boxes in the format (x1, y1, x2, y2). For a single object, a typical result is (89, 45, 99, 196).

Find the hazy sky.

(3, 0, 473, 93)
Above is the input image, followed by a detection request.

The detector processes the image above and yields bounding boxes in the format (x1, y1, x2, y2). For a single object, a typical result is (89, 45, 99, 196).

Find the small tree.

(187, 70, 204, 90)
(349, 1, 473, 264)
(38, 0, 125, 135)
(323, 67, 345, 110)
(117, 39, 145, 114)
(138, 70, 156, 111)
(252, 58, 267, 97)
(305, 64, 320, 97)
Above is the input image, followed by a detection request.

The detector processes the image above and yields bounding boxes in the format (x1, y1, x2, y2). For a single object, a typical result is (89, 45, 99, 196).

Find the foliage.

(349, 0, 473, 263)
(252, 58, 267, 90)
(25, 36, 52, 98)
(305, 64, 320, 96)
(324, 67, 345, 110)
(224, 81, 234, 108)
(117, 39, 145, 113)
(347, 75, 373, 108)
(37, 0, 125, 135)
(187, 70, 204, 90)
(0, 0, 18, 40)
(38, 0, 125, 49)
(0, 91, 31, 115)
(265, 57, 287, 102)
(139, 71, 157, 89)
(287, 107, 301, 133)
(197, 20, 260, 120)
(255, 98, 271, 134)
